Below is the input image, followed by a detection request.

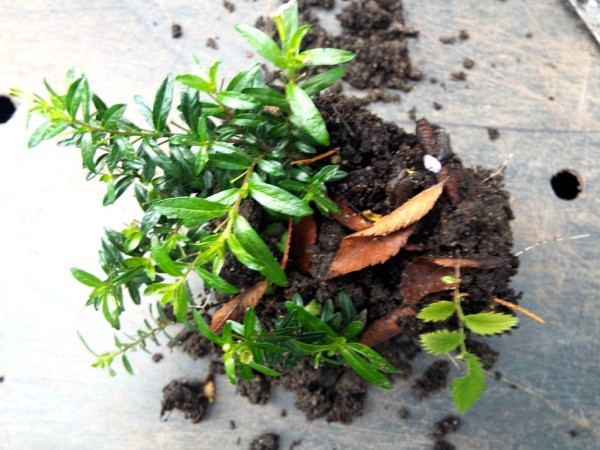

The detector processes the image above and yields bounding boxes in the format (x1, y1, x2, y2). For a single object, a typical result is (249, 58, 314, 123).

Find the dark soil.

(249, 433, 280, 450)
(160, 377, 215, 423)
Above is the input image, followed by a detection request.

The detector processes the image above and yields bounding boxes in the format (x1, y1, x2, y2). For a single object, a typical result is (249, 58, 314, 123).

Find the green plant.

(195, 293, 397, 389)
(417, 270, 519, 413)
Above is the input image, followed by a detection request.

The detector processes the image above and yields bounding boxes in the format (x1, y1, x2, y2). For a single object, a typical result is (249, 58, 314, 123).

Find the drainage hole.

(0, 95, 16, 124)
(550, 169, 582, 200)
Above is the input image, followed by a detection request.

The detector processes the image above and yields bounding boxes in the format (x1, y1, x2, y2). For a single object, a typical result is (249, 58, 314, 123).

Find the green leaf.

(339, 348, 392, 389)
(243, 307, 257, 339)
(257, 159, 286, 178)
(285, 82, 329, 145)
(233, 216, 287, 286)
(80, 132, 96, 172)
(71, 267, 105, 288)
(287, 25, 311, 55)
(248, 362, 281, 377)
(134, 95, 154, 126)
(231, 113, 264, 127)
(152, 75, 173, 131)
(227, 234, 265, 272)
(301, 67, 347, 97)
(464, 312, 519, 336)
(102, 292, 121, 329)
(235, 24, 285, 68)
(102, 104, 127, 129)
(223, 350, 237, 384)
(194, 266, 240, 295)
(417, 301, 456, 322)
(28, 121, 69, 148)
(121, 355, 134, 375)
(217, 91, 261, 110)
(299, 48, 355, 66)
(173, 280, 189, 322)
(209, 151, 253, 171)
(243, 87, 288, 109)
(227, 63, 262, 92)
(193, 310, 225, 345)
(150, 237, 183, 277)
(419, 330, 465, 356)
(175, 74, 214, 93)
(65, 77, 86, 119)
(452, 352, 486, 414)
(153, 197, 229, 227)
(346, 342, 399, 374)
(284, 302, 336, 337)
(249, 180, 313, 217)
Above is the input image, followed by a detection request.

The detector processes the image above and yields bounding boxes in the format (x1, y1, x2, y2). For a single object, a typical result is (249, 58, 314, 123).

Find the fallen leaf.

(438, 165, 461, 204)
(210, 281, 267, 332)
(401, 257, 502, 304)
(331, 199, 373, 231)
(362, 210, 383, 222)
(416, 118, 437, 156)
(359, 307, 416, 347)
(350, 183, 444, 237)
(280, 218, 293, 270)
(290, 215, 317, 273)
(326, 225, 415, 279)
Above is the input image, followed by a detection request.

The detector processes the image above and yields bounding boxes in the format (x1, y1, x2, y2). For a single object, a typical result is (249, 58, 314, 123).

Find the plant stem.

(453, 265, 468, 356)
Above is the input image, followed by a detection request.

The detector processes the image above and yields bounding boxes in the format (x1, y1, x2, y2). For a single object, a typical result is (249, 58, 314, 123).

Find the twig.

(482, 153, 513, 182)
(291, 147, 340, 165)
(515, 234, 590, 257)
(492, 297, 546, 324)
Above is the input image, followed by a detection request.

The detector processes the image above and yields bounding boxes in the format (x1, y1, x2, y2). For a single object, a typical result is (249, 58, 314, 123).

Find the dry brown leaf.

(359, 307, 416, 347)
(349, 183, 444, 237)
(438, 165, 461, 204)
(331, 199, 373, 231)
(290, 215, 317, 274)
(210, 281, 267, 332)
(416, 118, 437, 155)
(326, 225, 415, 279)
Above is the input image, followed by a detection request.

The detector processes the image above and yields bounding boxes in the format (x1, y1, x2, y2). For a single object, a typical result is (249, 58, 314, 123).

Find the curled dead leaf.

(210, 281, 267, 332)
(359, 307, 416, 348)
(331, 199, 373, 231)
(349, 183, 444, 238)
(438, 165, 461, 204)
(326, 225, 415, 279)
(290, 215, 317, 274)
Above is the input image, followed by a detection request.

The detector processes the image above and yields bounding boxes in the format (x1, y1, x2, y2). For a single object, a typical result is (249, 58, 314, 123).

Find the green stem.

(453, 265, 468, 356)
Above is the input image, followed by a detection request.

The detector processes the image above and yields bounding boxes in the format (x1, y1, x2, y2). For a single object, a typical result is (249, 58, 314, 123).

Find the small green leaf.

(71, 267, 105, 288)
(209, 151, 253, 171)
(419, 330, 465, 356)
(231, 113, 264, 127)
(102, 292, 121, 329)
(464, 312, 519, 336)
(301, 67, 347, 97)
(227, 234, 265, 272)
(452, 352, 486, 414)
(286, 82, 329, 145)
(193, 310, 225, 345)
(227, 63, 262, 92)
(150, 237, 183, 277)
(299, 48, 355, 66)
(175, 74, 214, 93)
(248, 362, 281, 377)
(243, 87, 287, 109)
(441, 275, 461, 285)
(257, 159, 286, 178)
(249, 180, 313, 217)
(217, 91, 261, 110)
(340, 348, 392, 389)
(284, 301, 336, 337)
(346, 342, 399, 374)
(102, 104, 127, 129)
(173, 280, 189, 322)
(194, 266, 240, 295)
(153, 197, 229, 226)
(233, 216, 287, 286)
(223, 350, 237, 384)
(121, 355, 134, 375)
(80, 132, 96, 172)
(152, 75, 173, 131)
(287, 25, 311, 55)
(235, 24, 285, 68)
(243, 307, 257, 339)
(134, 95, 154, 126)
(417, 301, 456, 322)
(65, 77, 86, 118)
(28, 121, 69, 148)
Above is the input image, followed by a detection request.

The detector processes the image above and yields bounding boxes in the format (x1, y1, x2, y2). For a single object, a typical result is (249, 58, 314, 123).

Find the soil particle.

(433, 440, 456, 450)
(206, 37, 219, 49)
(450, 71, 467, 81)
(152, 353, 164, 363)
(463, 57, 475, 69)
(161, 378, 214, 423)
(458, 29, 470, 40)
(171, 23, 183, 39)
(487, 127, 500, 141)
(569, 429, 578, 438)
(408, 107, 417, 121)
(433, 102, 443, 110)
(249, 433, 280, 450)
(433, 415, 462, 439)
(280, 409, 287, 417)
(399, 407, 410, 419)
(223, 0, 235, 13)
(439, 35, 457, 44)
(525, 32, 533, 38)
(412, 361, 450, 399)
(289, 439, 303, 450)
(230, 419, 237, 430)
(494, 371, 503, 380)
(237, 373, 271, 405)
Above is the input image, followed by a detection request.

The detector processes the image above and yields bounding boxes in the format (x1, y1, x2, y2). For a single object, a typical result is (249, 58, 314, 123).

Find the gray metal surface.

(1, 1, 598, 449)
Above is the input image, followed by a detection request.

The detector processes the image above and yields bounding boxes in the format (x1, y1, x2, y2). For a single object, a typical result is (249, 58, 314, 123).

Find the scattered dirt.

(223, 0, 235, 13)
(450, 71, 467, 81)
(249, 432, 280, 450)
(439, 36, 457, 45)
(433, 415, 462, 439)
(487, 127, 501, 141)
(206, 37, 219, 49)
(458, 29, 470, 40)
(433, 440, 456, 450)
(399, 407, 410, 419)
(411, 361, 450, 399)
(171, 23, 183, 39)
(463, 57, 475, 69)
(433, 102, 443, 110)
(152, 352, 164, 363)
(160, 377, 215, 423)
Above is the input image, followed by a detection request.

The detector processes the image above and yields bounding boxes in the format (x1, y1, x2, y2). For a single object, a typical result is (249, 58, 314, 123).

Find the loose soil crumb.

(463, 57, 475, 69)
(161, 378, 214, 423)
(433, 415, 462, 439)
(223, 0, 235, 13)
(230, 419, 236, 430)
(412, 361, 450, 399)
(206, 37, 219, 49)
(487, 127, 500, 141)
(439, 35, 457, 44)
(171, 23, 183, 39)
(152, 353, 164, 363)
(458, 29, 470, 40)
(237, 373, 271, 404)
(289, 439, 303, 450)
(433, 102, 443, 110)
(408, 107, 417, 121)
(450, 71, 467, 81)
(249, 433, 280, 450)
(399, 407, 410, 419)
(433, 440, 456, 450)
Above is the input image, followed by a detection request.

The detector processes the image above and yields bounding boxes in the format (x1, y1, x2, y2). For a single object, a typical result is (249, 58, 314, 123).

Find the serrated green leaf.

(217, 91, 261, 110)
(152, 75, 173, 131)
(175, 74, 214, 93)
(71, 267, 105, 288)
(249, 180, 313, 217)
(419, 330, 465, 355)
(153, 197, 229, 227)
(235, 24, 285, 68)
(452, 352, 486, 414)
(195, 266, 240, 294)
(286, 82, 329, 145)
(299, 48, 355, 66)
(464, 312, 519, 336)
(150, 237, 183, 277)
(227, 63, 262, 92)
(102, 104, 126, 129)
(417, 301, 456, 322)
(233, 215, 287, 286)
(301, 67, 347, 97)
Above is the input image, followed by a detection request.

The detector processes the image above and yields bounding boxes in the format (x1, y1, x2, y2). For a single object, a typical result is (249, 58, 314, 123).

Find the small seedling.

(417, 269, 519, 413)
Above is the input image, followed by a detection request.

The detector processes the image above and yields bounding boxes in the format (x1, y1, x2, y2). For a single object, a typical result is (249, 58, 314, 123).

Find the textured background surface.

(0, 1, 598, 449)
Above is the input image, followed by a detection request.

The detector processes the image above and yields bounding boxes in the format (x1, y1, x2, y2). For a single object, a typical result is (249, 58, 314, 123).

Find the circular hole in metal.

(550, 169, 582, 200)
(0, 95, 16, 124)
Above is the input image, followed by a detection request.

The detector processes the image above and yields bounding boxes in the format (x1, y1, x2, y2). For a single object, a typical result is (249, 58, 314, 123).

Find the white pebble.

(423, 154, 442, 174)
